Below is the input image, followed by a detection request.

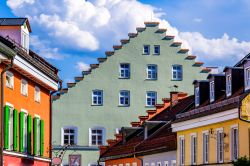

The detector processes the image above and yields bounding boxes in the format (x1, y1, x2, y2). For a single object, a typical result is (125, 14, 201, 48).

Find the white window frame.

(119, 90, 130, 106)
(119, 63, 130, 79)
(146, 91, 157, 107)
(154, 45, 160, 55)
(157, 162, 161, 166)
(35, 115, 41, 155)
(21, 30, 29, 51)
(145, 163, 149, 166)
(125, 163, 130, 166)
(132, 163, 137, 166)
(231, 125, 238, 161)
(210, 81, 215, 102)
(143, 45, 150, 55)
(146, 65, 157, 80)
(61, 126, 78, 146)
(92, 90, 103, 106)
(21, 79, 28, 96)
(195, 87, 200, 107)
(216, 128, 224, 163)
(226, 74, 232, 97)
(179, 135, 185, 166)
(35, 86, 41, 102)
(21, 109, 28, 152)
(190, 133, 197, 165)
(172, 65, 183, 81)
(202, 130, 209, 164)
(245, 67, 250, 90)
(151, 163, 155, 166)
(164, 161, 168, 166)
(171, 160, 176, 166)
(6, 103, 14, 150)
(6, 71, 14, 89)
(89, 127, 106, 146)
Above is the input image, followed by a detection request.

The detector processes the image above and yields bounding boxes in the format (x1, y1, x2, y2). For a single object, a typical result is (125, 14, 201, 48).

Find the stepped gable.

(58, 21, 208, 99)
(100, 93, 193, 159)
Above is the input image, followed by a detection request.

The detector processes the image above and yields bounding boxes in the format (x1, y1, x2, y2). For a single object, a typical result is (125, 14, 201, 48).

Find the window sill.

(35, 100, 41, 103)
(21, 94, 28, 97)
(91, 104, 103, 106)
(142, 53, 150, 55)
(145, 105, 155, 108)
(118, 77, 130, 79)
(171, 79, 182, 81)
(153, 53, 160, 55)
(6, 86, 14, 90)
(145, 78, 157, 81)
(118, 105, 130, 107)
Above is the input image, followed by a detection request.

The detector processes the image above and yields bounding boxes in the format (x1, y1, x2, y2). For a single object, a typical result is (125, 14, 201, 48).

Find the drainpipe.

(0, 58, 14, 166)
(50, 81, 62, 166)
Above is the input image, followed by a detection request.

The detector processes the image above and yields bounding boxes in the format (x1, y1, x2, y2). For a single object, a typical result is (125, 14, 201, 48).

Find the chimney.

(170, 91, 179, 108)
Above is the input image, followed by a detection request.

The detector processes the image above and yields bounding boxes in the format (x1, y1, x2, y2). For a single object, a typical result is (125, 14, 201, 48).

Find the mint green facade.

(52, 23, 209, 166)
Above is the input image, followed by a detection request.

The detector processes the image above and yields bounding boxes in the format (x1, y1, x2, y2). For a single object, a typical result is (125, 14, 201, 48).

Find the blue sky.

(1, 0, 250, 85)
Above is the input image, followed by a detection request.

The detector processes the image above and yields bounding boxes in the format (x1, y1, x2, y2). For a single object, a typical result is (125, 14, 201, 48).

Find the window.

(21, 110, 28, 153)
(145, 163, 149, 166)
(21, 79, 28, 96)
(119, 90, 130, 106)
(226, 75, 232, 96)
(151, 163, 155, 166)
(120, 64, 130, 78)
(119, 164, 123, 166)
(21, 31, 29, 52)
(147, 65, 157, 80)
(6, 71, 14, 89)
(179, 136, 185, 165)
(6, 104, 14, 150)
(203, 132, 209, 164)
(217, 129, 224, 163)
(92, 90, 103, 105)
(231, 127, 238, 161)
(210, 81, 215, 102)
(172, 65, 182, 80)
(62, 127, 77, 145)
(171, 160, 176, 166)
(132, 163, 137, 166)
(191, 134, 197, 165)
(143, 45, 150, 55)
(195, 87, 200, 107)
(126, 164, 130, 166)
(154, 45, 160, 55)
(146, 91, 157, 106)
(89, 163, 105, 166)
(245, 67, 250, 90)
(90, 127, 105, 146)
(164, 161, 168, 166)
(35, 86, 41, 102)
(157, 162, 161, 166)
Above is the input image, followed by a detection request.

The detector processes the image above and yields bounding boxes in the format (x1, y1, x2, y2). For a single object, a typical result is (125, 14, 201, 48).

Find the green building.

(52, 22, 210, 166)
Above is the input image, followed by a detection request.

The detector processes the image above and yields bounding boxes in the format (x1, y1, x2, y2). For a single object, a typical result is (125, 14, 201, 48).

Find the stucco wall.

(142, 151, 176, 166)
(52, 24, 208, 165)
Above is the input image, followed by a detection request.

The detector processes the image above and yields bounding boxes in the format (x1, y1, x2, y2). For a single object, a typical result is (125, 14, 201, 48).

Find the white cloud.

(30, 35, 63, 59)
(6, 0, 250, 66)
(76, 62, 90, 72)
(180, 32, 250, 63)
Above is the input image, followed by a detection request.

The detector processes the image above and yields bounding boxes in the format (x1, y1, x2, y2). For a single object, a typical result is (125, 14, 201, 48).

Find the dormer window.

(210, 81, 215, 102)
(195, 87, 200, 107)
(226, 75, 232, 97)
(245, 67, 250, 90)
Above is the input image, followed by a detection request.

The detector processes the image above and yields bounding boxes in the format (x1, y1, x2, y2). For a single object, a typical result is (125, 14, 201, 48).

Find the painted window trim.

(172, 65, 183, 81)
(230, 124, 239, 161)
(190, 133, 197, 165)
(21, 79, 28, 96)
(35, 86, 41, 102)
(61, 126, 78, 146)
(164, 161, 168, 166)
(153, 45, 160, 55)
(179, 135, 185, 166)
(119, 90, 130, 106)
(157, 162, 162, 166)
(119, 63, 130, 79)
(92, 90, 103, 106)
(88, 126, 106, 146)
(226, 74, 232, 97)
(216, 128, 224, 163)
(143, 45, 150, 55)
(6, 71, 14, 89)
(202, 130, 209, 164)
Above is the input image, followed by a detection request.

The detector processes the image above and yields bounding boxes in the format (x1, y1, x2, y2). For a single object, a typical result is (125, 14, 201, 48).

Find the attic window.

(21, 31, 29, 52)
(195, 87, 200, 107)
(210, 81, 215, 102)
(245, 67, 250, 90)
(226, 74, 232, 97)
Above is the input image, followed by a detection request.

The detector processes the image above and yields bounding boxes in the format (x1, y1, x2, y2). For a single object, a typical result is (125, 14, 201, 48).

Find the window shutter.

(33, 117, 38, 155)
(27, 115, 32, 154)
(19, 112, 24, 152)
(40, 120, 44, 156)
(4, 106, 10, 149)
(13, 109, 18, 151)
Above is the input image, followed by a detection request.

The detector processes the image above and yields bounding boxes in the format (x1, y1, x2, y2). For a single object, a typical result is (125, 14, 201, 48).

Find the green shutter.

(33, 117, 38, 155)
(27, 115, 32, 154)
(19, 112, 24, 152)
(4, 106, 10, 149)
(13, 109, 18, 151)
(40, 120, 44, 156)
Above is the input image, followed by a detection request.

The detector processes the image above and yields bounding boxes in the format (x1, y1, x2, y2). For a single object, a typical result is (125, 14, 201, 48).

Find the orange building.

(0, 18, 60, 165)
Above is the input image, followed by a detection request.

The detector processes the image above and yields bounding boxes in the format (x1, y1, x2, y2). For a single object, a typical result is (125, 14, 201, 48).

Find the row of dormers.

(193, 58, 250, 107)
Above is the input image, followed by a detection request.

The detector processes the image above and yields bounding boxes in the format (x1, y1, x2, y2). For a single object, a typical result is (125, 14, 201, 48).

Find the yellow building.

(172, 64, 250, 165)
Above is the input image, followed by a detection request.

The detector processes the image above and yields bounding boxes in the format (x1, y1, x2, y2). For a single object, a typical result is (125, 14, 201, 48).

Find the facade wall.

(142, 151, 176, 166)
(105, 157, 141, 166)
(0, 26, 21, 44)
(52, 25, 208, 165)
(4, 154, 49, 166)
(176, 117, 250, 165)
